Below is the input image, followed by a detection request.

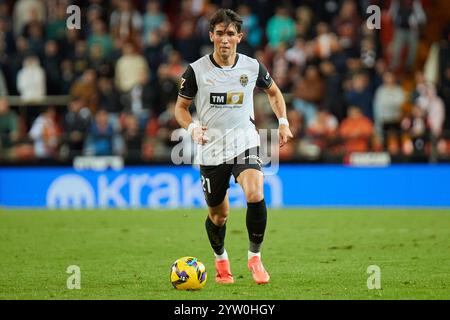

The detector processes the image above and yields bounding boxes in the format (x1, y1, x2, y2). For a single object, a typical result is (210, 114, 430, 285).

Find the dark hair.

(209, 9, 243, 33)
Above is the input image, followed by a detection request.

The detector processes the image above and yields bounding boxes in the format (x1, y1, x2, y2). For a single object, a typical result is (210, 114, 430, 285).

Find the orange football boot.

(215, 259, 234, 284)
(248, 256, 270, 284)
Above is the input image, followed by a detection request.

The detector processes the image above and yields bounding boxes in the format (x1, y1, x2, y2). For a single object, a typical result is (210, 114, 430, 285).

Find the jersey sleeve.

(256, 61, 273, 89)
(178, 65, 198, 99)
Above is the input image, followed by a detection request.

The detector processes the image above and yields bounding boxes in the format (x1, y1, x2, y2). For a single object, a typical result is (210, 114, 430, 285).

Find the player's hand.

(192, 126, 209, 145)
(278, 124, 293, 148)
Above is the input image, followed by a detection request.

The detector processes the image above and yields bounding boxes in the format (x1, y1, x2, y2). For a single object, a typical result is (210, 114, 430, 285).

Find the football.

(170, 256, 207, 290)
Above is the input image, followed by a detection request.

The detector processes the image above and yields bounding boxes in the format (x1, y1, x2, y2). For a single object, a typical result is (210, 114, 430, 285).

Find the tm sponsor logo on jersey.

(210, 92, 244, 107)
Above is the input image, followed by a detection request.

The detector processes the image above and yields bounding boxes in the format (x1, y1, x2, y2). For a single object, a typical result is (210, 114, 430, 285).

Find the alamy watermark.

(66, 5, 81, 30)
(66, 4, 382, 31)
(170, 128, 280, 175)
(366, 5, 381, 30)
(367, 265, 381, 290)
(66, 265, 81, 289)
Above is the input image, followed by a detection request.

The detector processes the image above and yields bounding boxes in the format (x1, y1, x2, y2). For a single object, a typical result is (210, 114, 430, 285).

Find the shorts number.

(201, 176, 211, 194)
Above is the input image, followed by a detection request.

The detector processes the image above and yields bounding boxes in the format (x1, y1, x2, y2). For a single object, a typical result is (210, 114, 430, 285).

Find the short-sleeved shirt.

(179, 53, 272, 165)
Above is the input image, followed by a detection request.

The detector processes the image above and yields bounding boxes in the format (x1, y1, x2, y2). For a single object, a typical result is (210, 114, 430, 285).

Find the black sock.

(205, 216, 226, 255)
(246, 199, 267, 252)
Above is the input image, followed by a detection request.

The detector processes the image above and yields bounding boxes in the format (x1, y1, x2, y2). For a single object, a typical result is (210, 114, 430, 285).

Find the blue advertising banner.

(1, 165, 450, 208)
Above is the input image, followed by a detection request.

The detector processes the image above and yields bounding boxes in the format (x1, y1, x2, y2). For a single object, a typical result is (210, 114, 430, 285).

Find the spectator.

(60, 28, 80, 61)
(84, 108, 123, 156)
(23, 20, 45, 59)
(277, 108, 303, 161)
(0, 16, 16, 56)
(45, 3, 67, 41)
(271, 43, 291, 92)
(320, 60, 345, 121)
(416, 83, 445, 139)
(16, 55, 46, 101)
(115, 42, 149, 93)
(373, 71, 405, 151)
(360, 35, 378, 69)
(85, 4, 105, 38)
(29, 106, 60, 159)
(62, 97, 91, 159)
(120, 69, 154, 129)
(42, 40, 62, 95)
(411, 70, 427, 104)
(344, 71, 374, 120)
(372, 58, 389, 91)
(87, 19, 113, 60)
(110, 0, 143, 46)
(70, 68, 98, 114)
(156, 101, 179, 156)
(294, 6, 314, 40)
(173, 3, 200, 63)
(72, 40, 90, 77)
(253, 94, 277, 130)
(435, 23, 450, 130)
(10, 36, 31, 91)
(60, 59, 76, 95)
(143, 31, 166, 81)
(285, 36, 307, 71)
(97, 76, 123, 126)
(332, 0, 362, 53)
(266, 5, 296, 50)
(313, 22, 340, 60)
(389, 0, 426, 73)
(166, 50, 185, 81)
(287, 108, 304, 141)
(121, 112, 143, 160)
(142, 0, 170, 46)
(292, 65, 325, 127)
(13, 0, 45, 36)
(401, 105, 428, 155)
(238, 4, 263, 49)
(88, 43, 114, 78)
(0, 69, 8, 97)
(339, 105, 374, 153)
(0, 98, 19, 160)
(153, 63, 182, 117)
(306, 109, 339, 152)
(197, 3, 216, 42)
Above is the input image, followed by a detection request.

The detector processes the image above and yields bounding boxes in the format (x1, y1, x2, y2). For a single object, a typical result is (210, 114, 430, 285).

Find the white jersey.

(179, 53, 273, 165)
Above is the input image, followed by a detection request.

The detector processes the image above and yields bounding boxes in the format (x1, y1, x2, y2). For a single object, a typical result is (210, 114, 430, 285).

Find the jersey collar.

(209, 53, 239, 69)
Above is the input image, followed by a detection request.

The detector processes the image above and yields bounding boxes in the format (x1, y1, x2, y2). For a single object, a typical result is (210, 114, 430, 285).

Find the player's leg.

(206, 193, 229, 256)
(200, 164, 234, 283)
(206, 193, 234, 283)
(234, 163, 270, 284)
(236, 168, 266, 251)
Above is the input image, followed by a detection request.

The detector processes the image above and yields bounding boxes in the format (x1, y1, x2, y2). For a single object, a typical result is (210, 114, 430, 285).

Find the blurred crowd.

(0, 0, 449, 163)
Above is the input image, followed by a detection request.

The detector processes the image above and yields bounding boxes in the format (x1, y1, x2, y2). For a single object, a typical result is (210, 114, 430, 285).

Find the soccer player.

(174, 9, 293, 285)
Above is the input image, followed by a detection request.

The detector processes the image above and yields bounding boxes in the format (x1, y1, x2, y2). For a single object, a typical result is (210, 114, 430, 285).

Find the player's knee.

(209, 204, 229, 226)
(210, 212, 228, 227)
(245, 189, 264, 203)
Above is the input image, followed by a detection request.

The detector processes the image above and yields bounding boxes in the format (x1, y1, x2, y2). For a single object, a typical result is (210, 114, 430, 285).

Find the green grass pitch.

(0, 208, 449, 300)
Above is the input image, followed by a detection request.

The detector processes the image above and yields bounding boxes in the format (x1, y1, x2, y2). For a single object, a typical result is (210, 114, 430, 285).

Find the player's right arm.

(175, 65, 208, 145)
(174, 96, 207, 145)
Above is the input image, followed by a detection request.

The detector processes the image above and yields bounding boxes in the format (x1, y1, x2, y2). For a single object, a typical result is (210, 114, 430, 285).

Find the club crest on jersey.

(240, 74, 248, 87)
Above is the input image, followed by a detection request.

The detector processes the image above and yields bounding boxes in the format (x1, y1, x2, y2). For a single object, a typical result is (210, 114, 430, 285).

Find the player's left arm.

(256, 61, 293, 147)
(264, 82, 294, 147)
